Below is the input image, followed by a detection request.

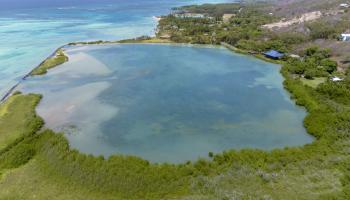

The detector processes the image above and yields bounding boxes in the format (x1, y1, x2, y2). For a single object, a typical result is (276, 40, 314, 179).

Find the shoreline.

(0, 45, 67, 103)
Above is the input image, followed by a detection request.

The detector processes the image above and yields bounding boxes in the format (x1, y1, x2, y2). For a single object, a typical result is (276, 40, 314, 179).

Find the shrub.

(320, 59, 338, 73)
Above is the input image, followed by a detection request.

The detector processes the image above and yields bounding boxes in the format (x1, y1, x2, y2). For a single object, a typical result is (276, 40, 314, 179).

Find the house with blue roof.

(263, 50, 285, 60)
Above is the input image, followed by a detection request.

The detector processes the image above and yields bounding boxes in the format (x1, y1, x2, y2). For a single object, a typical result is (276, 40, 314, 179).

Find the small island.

(0, 1, 350, 199)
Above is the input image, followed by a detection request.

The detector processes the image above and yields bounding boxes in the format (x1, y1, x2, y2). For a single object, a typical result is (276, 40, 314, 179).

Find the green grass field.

(0, 93, 42, 150)
(301, 77, 327, 88)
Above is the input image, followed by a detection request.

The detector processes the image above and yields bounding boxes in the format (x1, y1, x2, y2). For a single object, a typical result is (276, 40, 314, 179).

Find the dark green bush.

(320, 59, 338, 73)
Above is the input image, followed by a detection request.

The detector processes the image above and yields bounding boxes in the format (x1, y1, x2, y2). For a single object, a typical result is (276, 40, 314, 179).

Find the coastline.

(0, 45, 67, 103)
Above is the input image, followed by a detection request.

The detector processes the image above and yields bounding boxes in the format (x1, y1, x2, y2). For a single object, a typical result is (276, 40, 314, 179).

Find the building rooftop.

(331, 76, 344, 82)
(264, 50, 285, 59)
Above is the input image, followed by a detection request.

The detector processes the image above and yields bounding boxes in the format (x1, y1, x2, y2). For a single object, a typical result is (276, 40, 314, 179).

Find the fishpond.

(20, 44, 313, 163)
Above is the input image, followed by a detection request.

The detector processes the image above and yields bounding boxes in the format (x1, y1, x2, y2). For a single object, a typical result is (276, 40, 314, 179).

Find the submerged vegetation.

(1, 1, 350, 199)
(30, 49, 68, 76)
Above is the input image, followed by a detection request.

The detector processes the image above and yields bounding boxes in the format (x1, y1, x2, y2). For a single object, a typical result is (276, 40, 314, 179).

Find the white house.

(330, 76, 344, 82)
(289, 54, 301, 59)
(340, 3, 349, 8)
(341, 33, 350, 41)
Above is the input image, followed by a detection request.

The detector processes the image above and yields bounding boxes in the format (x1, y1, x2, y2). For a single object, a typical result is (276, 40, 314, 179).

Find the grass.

(301, 77, 327, 88)
(0, 153, 342, 200)
(0, 93, 42, 150)
(0, 158, 118, 200)
(30, 49, 68, 76)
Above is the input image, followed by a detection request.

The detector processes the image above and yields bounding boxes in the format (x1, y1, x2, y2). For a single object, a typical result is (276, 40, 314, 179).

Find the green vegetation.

(285, 46, 337, 79)
(0, 93, 42, 151)
(175, 3, 241, 17)
(175, 3, 272, 19)
(301, 77, 327, 88)
(30, 49, 68, 76)
(158, 4, 295, 52)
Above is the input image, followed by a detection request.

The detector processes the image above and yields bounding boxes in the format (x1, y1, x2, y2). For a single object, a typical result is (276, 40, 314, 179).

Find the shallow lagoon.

(20, 44, 313, 163)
